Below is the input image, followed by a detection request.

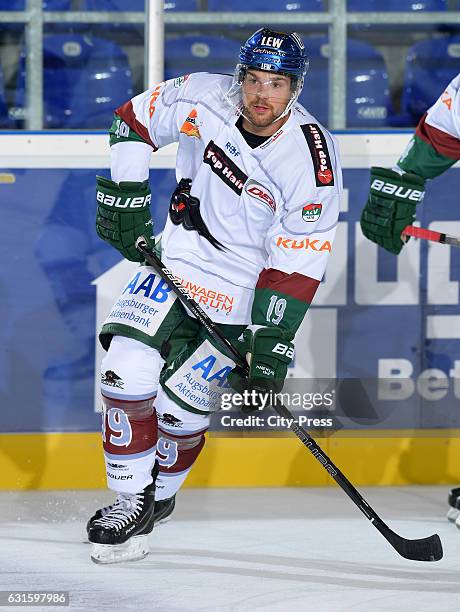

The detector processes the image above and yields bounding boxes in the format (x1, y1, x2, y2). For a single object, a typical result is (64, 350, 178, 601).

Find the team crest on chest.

(302, 203, 322, 222)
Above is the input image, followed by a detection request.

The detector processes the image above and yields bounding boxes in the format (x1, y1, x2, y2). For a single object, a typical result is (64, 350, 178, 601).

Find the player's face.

(241, 69, 292, 134)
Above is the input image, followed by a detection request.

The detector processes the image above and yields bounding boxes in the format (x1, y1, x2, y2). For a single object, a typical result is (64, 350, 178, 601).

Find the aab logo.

(192, 355, 232, 387)
(180, 109, 201, 139)
(245, 179, 276, 213)
(101, 370, 124, 389)
(276, 236, 332, 252)
(302, 203, 322, 222)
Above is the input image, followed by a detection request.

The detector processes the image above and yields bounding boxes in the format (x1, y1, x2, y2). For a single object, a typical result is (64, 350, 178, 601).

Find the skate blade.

(91, 534, 150, 564)
(447, 507, 460, 523)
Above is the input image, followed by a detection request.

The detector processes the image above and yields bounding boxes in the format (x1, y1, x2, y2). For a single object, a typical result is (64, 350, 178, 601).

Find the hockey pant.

(99, 265, 246, 497)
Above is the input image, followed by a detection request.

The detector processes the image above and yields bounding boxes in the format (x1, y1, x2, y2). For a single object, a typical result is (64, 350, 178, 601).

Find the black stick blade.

(390, 532, 443, 562)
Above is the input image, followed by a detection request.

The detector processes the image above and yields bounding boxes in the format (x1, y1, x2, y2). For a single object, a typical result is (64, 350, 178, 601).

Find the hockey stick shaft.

(402, 225, 460, 247)
(135, 237, 442, 562)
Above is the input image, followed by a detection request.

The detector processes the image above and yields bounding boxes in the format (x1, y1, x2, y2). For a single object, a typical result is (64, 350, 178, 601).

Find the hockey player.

(88, 27, 342, 563)
(360, 72, 460, 525)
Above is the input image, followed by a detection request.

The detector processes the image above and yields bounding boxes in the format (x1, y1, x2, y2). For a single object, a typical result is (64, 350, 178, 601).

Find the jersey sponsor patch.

(244, 179, 276, 213)
(275, 236, 332, 252)
(149, 83, 164, 118)
(301, 123, 335, 187)
(101, 370, 124, 389)
(302, 203, 322, 222)
(173, 74, 189, 88)
(180, 108, 201, 138)
(172, 274, 235, 315)
(204, 140, 248, 195)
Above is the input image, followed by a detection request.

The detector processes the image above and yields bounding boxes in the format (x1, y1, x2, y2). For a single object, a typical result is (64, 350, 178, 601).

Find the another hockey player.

(360, 72, 460, 524)
(89, 27, 342, 563)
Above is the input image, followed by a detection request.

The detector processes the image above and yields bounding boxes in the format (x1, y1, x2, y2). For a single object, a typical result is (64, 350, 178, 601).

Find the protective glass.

(223, 64, 304, 126)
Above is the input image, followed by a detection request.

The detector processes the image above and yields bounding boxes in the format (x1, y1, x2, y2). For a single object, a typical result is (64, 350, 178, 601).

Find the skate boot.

(88, 481, 156, 564)
(86, 494, 176, 537)
(447, 487, 460, 523)
(153, 495, 176, 524)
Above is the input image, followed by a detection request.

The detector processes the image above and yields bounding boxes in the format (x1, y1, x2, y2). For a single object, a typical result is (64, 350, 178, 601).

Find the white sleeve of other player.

(424, 72, 460, 140)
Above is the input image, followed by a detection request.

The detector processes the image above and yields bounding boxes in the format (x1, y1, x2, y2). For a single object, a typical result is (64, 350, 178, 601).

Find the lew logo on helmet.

(261, 36, 283, 48)
(302, 203, 322, 222)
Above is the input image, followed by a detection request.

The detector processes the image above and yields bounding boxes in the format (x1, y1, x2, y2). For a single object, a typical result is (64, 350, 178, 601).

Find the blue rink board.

(1, 167, 460, 432)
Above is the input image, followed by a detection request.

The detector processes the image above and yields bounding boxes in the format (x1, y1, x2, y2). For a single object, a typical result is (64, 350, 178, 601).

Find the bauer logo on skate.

(275, 236, 332, 252)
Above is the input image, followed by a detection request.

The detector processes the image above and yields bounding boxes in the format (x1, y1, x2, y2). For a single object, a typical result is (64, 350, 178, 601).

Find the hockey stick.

(402, 225, 460, 247)
(135, 237, 443, 562)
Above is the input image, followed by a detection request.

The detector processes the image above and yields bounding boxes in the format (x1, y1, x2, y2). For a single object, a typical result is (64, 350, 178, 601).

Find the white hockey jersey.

(424, 72, 460, 140)
(399, 72, 460, 179)
(111, 73, 342, 329)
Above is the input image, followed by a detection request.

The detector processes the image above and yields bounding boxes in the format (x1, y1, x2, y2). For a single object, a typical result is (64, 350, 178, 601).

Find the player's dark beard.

(242, 103, 276, 128)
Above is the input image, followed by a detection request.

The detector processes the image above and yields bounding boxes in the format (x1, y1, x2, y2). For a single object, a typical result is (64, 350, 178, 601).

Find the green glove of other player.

(96, 176, 155, 262)
(360, 167, 425, 255)
(227, 326, 294, 411)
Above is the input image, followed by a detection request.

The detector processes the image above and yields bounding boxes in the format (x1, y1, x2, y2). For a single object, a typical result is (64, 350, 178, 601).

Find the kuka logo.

(276, 236, 332, 252)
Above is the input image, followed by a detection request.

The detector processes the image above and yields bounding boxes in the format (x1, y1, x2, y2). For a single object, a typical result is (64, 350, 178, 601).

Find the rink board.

(2, 132, 460, 489)
(1, 430, 459, 490)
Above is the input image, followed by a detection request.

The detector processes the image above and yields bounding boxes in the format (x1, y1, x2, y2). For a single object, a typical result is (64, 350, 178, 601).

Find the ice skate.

(88, 480, 155, 564)
(447, 487, 460, 523)
(86, 494, 175, 537)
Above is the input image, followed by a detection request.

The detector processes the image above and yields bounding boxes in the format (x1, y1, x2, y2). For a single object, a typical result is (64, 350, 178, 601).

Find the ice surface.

(0, 487, 459, 611)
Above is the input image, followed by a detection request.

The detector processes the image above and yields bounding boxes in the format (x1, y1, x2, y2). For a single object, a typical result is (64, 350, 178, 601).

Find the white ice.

(1, 487, 459, 611)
